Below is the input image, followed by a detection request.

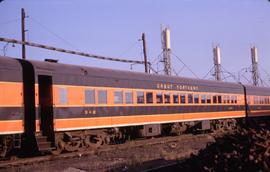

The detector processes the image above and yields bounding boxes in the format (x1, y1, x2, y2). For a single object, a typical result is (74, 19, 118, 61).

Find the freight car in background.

(0, 55, 270, 157)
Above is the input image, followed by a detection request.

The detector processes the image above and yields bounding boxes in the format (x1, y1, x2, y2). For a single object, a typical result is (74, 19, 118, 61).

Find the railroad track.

(0, 133, 216, 170)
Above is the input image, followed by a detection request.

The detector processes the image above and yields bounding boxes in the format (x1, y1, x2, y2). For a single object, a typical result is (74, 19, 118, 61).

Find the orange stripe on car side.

(54, 111, 245, 131)
(0, 120, 23, 134)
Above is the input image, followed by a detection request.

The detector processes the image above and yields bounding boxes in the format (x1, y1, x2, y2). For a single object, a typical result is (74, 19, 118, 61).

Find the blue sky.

(0, 0, 270, 85)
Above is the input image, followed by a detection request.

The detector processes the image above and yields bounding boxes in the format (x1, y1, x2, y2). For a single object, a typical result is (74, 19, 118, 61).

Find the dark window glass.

(213, 96, 217, 104)
(180, 94, 186, 104)
(98, 90, 107, 104)
(194, 94, 199, 104)
(156, 93, 163, 104)
(125, 91, 133, 104)
(137, 91, 144, 104)
(218, 96, 222, 104)
(207, 95, 211, 103)
(85, 89, 95, 104)
(146, 92, 153, 104)
(59, 88, 68, 104)
(201, 95, 206, 104)
(114, 91, 123, 104)
(164, 93, 171, 104)
(173, 94, 179, 104)
(188, 94, 193, 104)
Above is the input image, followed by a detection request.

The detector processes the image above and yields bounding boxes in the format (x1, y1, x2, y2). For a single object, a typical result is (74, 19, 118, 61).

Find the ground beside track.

(0, 134, 215, 172)
(153, 121, 270, 172)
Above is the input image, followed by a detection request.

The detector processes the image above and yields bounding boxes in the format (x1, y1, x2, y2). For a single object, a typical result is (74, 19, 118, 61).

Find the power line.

(118, 40, 139, 57)
(29, 16, 79, 50)
(0, 18, 20, 26)
(171, 51, 199, 78)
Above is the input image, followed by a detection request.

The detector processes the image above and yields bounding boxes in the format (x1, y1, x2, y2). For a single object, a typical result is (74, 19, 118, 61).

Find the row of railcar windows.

(252, 96, 270, 105)
(58, 88, 239, 105)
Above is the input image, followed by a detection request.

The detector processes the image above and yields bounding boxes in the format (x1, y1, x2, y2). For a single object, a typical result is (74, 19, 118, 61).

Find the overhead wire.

(171, 51, 199, 78)
(0, 18, 20, 26)
(29, 16, 79, 50)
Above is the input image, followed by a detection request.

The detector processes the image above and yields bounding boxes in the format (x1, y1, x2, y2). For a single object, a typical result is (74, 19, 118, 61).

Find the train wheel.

(51, 137, 65, 155)
(64, 141, 77, 152)
(84, 135, 103, 149)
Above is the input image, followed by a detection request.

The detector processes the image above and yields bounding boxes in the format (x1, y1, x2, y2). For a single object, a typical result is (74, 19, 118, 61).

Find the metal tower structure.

(251, 46, 259, 86)
(213, 45, 222, 81)
(161, 27, 171, 76)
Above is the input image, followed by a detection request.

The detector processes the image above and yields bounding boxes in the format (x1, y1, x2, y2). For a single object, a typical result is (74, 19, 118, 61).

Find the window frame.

(97, 90, 108, 104)
(59, 87, 68, 105)
(85, 89, 95, 104)
(146, 92, 153, 104)
(114, 90, 123, 104)
(136, 91, 145, 104)
(125, 91, 133, 104)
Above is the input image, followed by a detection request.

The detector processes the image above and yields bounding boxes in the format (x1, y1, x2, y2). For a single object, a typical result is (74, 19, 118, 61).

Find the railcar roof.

(0, 56, 22, 70)
(29, 58, 242, 89)
(2, 56, 270, 95)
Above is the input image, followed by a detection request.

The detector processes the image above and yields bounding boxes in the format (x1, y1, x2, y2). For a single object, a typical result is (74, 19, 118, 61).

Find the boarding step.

(35, 134, 54, 152)
(13, 134, 21, 149)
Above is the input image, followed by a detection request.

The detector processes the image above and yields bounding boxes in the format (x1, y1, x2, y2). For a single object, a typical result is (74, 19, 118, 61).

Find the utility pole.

(213, 45, 222, 81)
(142, 33, 149, 73)
(161, 27, 171, 76)
(251, 46, 259, 86)
(21, 8, 26, 59)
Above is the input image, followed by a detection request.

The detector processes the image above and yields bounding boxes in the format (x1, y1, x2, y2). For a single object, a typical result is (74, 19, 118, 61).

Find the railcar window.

(173, 94, 179, 104)
(194, 94, 199, 104)
(98, 90, 107, 104)
(164, 93, 171, 104)
(254, 96, 258, 104)
(201, 95, 206, 104)
(146, 92, 153, 104)
(114, 91, 123, 104)
(223, 95, 227, 104)
(137, 91, 144, 104)
(180, 94, 186, 104)
(218, 96, 222, 104)
(188, 94, 193, 104)
(231, 96, 237, 104)
(59, 88, 68, 104)
(226, 96, 230, 104)
(207, 95, 211, 104)
(213, 96, 217, 104)
(156, 93, 163, 104)
(85, 89, 95, 104)
(125, 91, 133, 104)
(260, 97, 264, 104)
(266, 97, 270, 104)
(247, 96, 251, 104)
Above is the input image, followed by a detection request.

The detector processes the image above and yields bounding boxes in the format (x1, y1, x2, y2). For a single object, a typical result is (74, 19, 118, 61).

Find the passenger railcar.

(0, 55, 270, 157)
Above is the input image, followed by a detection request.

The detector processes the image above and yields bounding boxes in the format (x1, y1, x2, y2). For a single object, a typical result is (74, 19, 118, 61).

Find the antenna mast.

(251, 46, 259, 86)
(213, 45, 222, 81)
(161, 26, 171, 76)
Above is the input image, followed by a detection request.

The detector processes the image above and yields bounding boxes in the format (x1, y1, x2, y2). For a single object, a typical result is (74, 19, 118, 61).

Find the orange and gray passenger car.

(0, 55, 270, 156)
